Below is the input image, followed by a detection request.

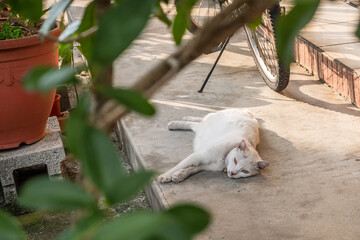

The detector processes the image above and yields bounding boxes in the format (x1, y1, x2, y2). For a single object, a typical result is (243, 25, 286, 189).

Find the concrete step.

(67, 0, 360, 238)
(291, 0, 360, 107)
(114, 12, 360, 238)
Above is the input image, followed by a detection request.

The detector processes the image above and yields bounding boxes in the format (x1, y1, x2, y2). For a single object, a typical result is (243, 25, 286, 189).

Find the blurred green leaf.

(92, 212, 165, 240)
(172, 0, 197, 45)
(66, 99, 126, 200)
(8, 0, 42, 21)
(276, 0, 320, 65)
(0, 209, 26, 240)
(154, 1, 172, 27)
(59, 42, 74, 67)
(19, 177, 97, 211)
(92, 204, 210, 240)
(58, 21, 81, 41)
(23, 66, 78, 92)
(248, 16, 262, 30)
(107, 171, 154, 205)
(39, 0, 73, 38)
(172, 8, 187, 45)
(93, 0, 153, 65)
(77, 1, 97, 62)
(98, 86, 155, 116)
(57, 213, 102, 240)
(356, 23, 360, 38)
(166, 204, 210, 235)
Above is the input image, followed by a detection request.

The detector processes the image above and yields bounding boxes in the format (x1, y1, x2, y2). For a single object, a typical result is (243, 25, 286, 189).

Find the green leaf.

(39, 0, 73, 38)
(276, 0, 320, 65)
(172, 0, 198, 45)
(0, 209, 26, 240)
(18, 177, 97, 211)
(166, 204, 210, 235)
(98, 86, 155, 116)
(248, 16, 262, 30)
(77, 1, 97, 64)
(66, 99, 126, 200)
(356, 22, 360, 39)
(154, 1, 172, 27)
(92, 212, 166, 240)
(172, 8, 187, 45)
(92, 205, 209, 240)
(107, 171, 154, 205)
(59, 42, 74, 67)
(57, 213, 102, 240)
(8, 0, 42, 21)
(23, 66, 78, 92)
(58, 20, 81, 41)
(93, 0, 153, 65)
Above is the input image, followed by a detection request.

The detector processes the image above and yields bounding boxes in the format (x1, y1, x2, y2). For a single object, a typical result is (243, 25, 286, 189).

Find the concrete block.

(0, 117, 65, 212)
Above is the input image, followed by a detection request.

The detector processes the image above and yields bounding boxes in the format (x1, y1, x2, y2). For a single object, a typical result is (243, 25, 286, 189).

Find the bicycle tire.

(244, 4, 290, 92)
(174, 0, 224, 34)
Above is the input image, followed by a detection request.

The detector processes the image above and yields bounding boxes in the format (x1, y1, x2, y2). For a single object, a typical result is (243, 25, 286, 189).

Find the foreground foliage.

(0, 0, 353, 239)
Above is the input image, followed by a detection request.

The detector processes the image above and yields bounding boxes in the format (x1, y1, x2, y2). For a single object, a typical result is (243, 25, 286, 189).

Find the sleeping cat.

(158, 108, 269, 183)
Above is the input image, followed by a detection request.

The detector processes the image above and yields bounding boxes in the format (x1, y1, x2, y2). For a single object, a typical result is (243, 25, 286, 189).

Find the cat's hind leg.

(182, 116, 203, 122)
(168, 121, 197, 131)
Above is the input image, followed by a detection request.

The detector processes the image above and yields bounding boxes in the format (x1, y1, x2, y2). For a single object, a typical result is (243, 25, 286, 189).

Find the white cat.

(158, 108, 269, 183)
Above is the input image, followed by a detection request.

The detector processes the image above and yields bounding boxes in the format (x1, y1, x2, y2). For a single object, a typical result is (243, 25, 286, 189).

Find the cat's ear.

(238, 140, 246, 151)
(256, 160, 270, 170)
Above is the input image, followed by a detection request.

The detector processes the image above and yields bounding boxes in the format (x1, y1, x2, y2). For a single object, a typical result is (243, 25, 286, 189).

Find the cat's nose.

(230, 171, 236, 176)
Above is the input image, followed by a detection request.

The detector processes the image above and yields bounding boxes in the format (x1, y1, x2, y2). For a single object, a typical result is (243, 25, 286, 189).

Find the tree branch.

(93, 0, 276, 131)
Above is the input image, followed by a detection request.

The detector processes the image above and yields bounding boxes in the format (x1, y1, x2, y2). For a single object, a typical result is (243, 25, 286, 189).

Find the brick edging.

(294, 36, 360, 108)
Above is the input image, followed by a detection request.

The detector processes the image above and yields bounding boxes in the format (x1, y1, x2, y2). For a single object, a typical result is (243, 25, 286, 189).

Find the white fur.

(158, 109, 269, 183)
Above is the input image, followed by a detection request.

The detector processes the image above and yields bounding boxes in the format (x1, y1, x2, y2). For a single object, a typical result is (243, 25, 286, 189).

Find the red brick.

(294, 38, 299, 63)
(323, 56, 330, 84)
(299, 40, 305, 66)
(315, 50, 322, 79)
(305, 44, 311, 70)
(354, 74, 360, 108)
(347, 69, 355, 103)
(341, 66, 349, 99)
(318, 53, 325, 81)
(328, 58, 335, 87)
(336, 63, 343, 94)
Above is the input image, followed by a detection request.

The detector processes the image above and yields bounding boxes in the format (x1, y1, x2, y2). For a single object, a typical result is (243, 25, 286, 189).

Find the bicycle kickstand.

(198, 36, 231, 93)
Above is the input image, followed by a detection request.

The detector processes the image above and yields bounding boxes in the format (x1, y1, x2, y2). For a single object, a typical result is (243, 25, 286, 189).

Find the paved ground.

(114, 11, 360, 240)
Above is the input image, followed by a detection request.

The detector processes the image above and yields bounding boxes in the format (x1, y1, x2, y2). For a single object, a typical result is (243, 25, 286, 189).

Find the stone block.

(0, 117, 65, 213)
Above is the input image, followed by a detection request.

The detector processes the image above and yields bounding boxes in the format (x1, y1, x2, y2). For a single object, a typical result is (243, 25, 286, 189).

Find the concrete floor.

(114, 13, 360, 239)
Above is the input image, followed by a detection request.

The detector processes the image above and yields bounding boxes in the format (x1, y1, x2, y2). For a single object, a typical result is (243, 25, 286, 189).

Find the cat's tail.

(168, 121, 197, 132)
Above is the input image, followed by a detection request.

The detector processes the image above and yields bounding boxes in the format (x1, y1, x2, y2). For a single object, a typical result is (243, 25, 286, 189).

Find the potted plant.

(0, 2, 60, 150)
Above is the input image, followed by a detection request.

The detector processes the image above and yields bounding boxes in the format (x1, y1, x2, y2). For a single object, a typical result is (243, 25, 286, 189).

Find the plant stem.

(92, 0, 113, 112)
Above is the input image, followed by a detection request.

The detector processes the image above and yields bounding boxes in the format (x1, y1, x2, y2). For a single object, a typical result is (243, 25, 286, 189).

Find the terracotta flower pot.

(50, 94, 61, 117)
(0, 27, 60, 150)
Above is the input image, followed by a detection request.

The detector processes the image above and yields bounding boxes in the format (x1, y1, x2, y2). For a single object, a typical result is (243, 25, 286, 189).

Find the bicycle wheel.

(175, 0, 225, 34)
(244, 4, 290, 92)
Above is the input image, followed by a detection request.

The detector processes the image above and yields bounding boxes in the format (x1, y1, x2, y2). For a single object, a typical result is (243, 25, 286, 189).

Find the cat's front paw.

(158, 173, 172, 183)
(167, 121, 178, 131)
(171, 169, 187, 183)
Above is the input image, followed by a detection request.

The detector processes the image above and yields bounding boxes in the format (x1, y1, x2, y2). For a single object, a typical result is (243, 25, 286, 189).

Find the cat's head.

(225, 140, 269, 178)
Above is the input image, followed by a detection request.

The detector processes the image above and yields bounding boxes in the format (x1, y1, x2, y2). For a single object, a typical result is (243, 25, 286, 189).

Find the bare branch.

(93, 0, 276, 131)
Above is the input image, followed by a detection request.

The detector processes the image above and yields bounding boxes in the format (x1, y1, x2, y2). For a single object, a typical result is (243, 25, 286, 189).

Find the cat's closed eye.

(242, 170, 249, 174)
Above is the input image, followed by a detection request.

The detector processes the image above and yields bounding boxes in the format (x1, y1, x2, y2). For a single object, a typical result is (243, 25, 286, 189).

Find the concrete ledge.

(295, 36, 360, 108)
(115, 121, 168, 211)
